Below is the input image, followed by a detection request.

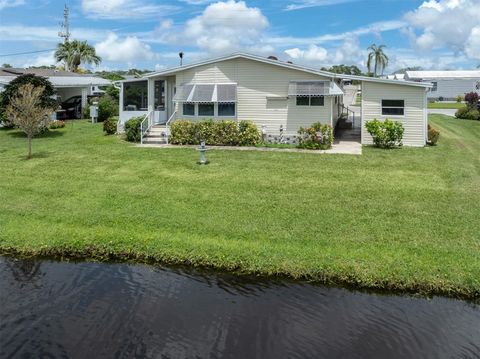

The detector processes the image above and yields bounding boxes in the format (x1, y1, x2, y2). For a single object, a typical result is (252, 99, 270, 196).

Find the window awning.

(288, 81, 343, 96)
(174, 83, 237, 103)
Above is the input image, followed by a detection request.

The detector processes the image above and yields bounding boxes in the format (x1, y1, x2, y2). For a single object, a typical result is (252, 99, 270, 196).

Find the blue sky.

(0, 0, 479, 72)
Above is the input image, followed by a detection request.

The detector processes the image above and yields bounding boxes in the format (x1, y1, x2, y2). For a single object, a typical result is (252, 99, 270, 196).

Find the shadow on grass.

(17, 151, 51, 160)
(7, 130, 65, 139)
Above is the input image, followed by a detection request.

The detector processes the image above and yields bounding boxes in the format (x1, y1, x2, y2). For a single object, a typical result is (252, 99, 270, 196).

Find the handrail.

(340, 104, 356, 128)
(140, 110, 154, 145)
(165, 110, 177, 144)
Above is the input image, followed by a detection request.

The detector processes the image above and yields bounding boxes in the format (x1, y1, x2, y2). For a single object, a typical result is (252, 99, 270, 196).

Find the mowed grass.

(0, 115, 479, 298)
(428, 102, 465, 109)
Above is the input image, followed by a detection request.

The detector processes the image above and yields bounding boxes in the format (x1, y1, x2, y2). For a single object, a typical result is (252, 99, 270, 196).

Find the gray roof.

(406, 70, 480, 80)
(0, 68, 111, 87)
(136, 52, 432, 88)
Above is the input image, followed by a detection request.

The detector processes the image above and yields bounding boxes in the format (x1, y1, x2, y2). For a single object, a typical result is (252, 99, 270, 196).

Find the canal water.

(0, 256, 479, 359)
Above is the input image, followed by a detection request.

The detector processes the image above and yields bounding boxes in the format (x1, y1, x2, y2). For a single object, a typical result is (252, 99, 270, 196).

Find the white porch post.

(81, 87, 88, 119)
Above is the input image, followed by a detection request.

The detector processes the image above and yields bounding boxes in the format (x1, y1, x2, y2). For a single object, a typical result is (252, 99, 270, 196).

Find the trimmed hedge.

(170, 119, 261, 146)
(297, 122, 334, 150)
(455, 107, 480, 121)
(124, 116, 143, 142)
(365, 119, 404, 148)
(103, 116, 118, 135)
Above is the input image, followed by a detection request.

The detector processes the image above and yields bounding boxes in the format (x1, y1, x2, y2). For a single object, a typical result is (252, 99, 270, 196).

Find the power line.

(0, 49, 56, 57)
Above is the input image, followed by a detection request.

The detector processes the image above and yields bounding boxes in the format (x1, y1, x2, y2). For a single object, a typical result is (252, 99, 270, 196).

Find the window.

(123, 81, 148, 111)
(382, 100, 405, 116)
(296, 96, 324, 106)
(476, 81, 480, 91)
(310, 96, 325, 106)
(183, 103, 195, 116)
(218, 103, 236, 116)
(198, 103, 214, 116)
(431, 82, 438, 92)
(296, 96, 310, 106)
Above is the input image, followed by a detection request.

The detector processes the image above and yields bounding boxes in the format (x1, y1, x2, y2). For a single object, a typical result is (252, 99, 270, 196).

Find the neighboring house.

(118, 53, 431, 147)
(405, 70, 480, 100)
(0, 68, 111, 115)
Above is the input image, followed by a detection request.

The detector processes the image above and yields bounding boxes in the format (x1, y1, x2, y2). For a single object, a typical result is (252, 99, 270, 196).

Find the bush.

(238, 121, 261, 146)
(194, 119, 215, 144)
(365, 119, 404, 148)
(455, 107, 480, 121)
(103, 117, 117, 135)
(464, 92, 479, 108)
(427, 124, 440, 146)
(170, 120, 197, 145)
(83, 104, 90, 119)
(170, 119, 261, 146)
(212, 120, 239, 146)
(297, 122, 334, 150)
(0, 74, 56, 128)
(124, 116, 143, 142)
(49, 120, 65, 129)
(97, 95, 118, 122)
(456, 95, 464, 103)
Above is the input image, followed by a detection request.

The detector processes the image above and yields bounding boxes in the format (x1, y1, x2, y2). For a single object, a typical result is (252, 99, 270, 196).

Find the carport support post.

(81, 87, 88, 119)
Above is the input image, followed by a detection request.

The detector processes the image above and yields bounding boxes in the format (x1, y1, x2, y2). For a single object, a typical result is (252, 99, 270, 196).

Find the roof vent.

(267, 56, 278, 61)
(287, 61, 293, 64)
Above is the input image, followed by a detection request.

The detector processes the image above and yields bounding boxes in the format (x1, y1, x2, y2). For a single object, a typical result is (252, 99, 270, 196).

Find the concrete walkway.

(137, 140, 362, 155)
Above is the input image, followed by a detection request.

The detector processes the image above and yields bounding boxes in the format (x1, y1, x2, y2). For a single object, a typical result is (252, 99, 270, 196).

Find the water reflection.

(0, 256, 479, 359)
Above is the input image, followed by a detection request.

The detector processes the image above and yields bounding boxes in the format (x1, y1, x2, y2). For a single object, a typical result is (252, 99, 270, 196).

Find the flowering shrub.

(365, 119, 404, 148)
(49, 120, 65, 129)
(427, 124, 440, 146)
(297, 122, 333, 150)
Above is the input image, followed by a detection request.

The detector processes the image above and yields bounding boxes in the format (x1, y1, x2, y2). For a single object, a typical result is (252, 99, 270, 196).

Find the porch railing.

(140, 110, 154, 145)
(340, 104, 356, 128)
(165, 110, 177, 145)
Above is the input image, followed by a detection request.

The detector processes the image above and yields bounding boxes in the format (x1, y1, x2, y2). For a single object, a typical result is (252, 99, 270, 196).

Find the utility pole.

(58, 4, 71, 44)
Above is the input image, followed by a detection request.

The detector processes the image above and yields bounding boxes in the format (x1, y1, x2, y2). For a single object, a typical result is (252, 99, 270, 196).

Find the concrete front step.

(143, 138, 168, 144)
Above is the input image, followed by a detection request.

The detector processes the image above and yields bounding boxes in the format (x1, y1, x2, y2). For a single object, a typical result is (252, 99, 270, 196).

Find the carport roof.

(0, 68, 111, 87)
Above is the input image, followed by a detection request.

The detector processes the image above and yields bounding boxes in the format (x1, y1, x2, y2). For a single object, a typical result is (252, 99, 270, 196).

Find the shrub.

(124, 116, 143, 142)
(464, 92, 479, 108)
(83, 104, 90, 119)
(212, 120, 239, 146)
(194, 119, 215, 144)
(103, 117, 117, 135)
(0, 74, 56, 128)
(456, 95, 464, 103)
(455, 107, 480, 121)
(427, 124, 440, 146)
(238, 121, 261, 146)
(97, 95, 118, 122)
(365, 119, 404, 148)
(297, 122, 334, 150)
(170, 120, 197, 145)
(49, 120, 65, 129)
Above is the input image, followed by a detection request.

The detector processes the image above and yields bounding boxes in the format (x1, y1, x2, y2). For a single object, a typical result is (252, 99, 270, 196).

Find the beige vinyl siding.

(361, 81, 427, 147)
(175, 58, 333, 134)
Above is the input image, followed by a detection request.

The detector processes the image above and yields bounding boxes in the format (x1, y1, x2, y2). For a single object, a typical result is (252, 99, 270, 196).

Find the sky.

(0, 0, 479, 73)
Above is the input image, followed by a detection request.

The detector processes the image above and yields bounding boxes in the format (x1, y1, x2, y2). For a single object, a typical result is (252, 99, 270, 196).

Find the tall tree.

(367, 44, 389, 77)
(54, 40, 101, 72)
(6, 84, 54, 158)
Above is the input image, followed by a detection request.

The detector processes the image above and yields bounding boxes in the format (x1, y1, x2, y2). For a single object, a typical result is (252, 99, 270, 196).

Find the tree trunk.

(374, 60, 378, 77)
(27, 135, 32, 159)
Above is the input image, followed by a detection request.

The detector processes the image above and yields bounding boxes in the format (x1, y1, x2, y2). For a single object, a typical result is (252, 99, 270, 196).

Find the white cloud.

(22, 51, 56, 68)
(405, 0, 480, 59)
(0, 0, 24, 10)
(95, 33, 157, 62)
(81, 0, 179, 20)
(162, 1, 269, 54)
(285, 0, 360, 11)
(285, 45, 328, 62)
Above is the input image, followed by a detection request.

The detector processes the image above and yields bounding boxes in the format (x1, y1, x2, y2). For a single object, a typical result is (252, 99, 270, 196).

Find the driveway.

(428, 109, 456, 117)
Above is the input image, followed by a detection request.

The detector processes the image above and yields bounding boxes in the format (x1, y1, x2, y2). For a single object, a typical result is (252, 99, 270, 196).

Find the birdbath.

(196, 141, 209, 165)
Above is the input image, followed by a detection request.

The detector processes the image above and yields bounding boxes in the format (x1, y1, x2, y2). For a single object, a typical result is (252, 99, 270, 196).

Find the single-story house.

(405, 70, 480, 101)
(118, 53, 432, 147)
(0, 68, 111, 116)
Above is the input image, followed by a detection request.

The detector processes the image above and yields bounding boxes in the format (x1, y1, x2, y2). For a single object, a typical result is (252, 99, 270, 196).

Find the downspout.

(423, 88, 428, 146)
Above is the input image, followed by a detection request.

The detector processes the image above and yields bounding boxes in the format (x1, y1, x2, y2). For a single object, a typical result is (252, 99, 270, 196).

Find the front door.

(154, 79, 167, 124)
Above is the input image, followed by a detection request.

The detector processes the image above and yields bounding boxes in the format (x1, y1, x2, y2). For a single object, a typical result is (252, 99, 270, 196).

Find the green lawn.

(0, 115, 479, 298)
(428, 102, 465, 109)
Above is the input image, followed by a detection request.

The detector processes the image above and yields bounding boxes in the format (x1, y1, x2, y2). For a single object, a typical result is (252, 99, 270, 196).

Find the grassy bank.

(428, 102, 465, 109)
(0, 115, 479, 298)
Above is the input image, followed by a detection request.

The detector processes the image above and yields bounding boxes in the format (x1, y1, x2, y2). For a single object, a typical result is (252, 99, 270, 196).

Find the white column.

(81, 87, 88, 118)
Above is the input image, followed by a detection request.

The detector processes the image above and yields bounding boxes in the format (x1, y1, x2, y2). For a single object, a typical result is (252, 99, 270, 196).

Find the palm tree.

(367, 44, 389, 77)
(55, 40, 101, 72)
